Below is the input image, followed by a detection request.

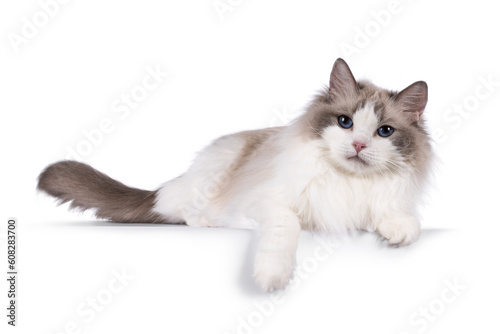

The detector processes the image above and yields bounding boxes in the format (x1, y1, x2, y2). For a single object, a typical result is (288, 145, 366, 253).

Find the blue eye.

(338, 115, 353, 129)
(377, 125, 394, 137)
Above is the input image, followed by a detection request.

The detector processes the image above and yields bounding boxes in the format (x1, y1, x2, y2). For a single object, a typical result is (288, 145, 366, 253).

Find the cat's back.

(197, 126, 284, 172)
(154, 126, 284, 226)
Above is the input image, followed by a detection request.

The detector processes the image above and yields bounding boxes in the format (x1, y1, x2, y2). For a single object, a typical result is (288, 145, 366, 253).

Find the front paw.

(376, 215, 420, 246)
(253, 251, 294, 292)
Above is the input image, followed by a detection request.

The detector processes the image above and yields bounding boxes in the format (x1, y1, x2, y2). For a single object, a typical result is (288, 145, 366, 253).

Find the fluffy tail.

(37, 160, 169, 223)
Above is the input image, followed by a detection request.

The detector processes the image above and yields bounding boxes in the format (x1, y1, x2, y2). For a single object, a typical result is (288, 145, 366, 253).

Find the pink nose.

(353, 141, 366, 153)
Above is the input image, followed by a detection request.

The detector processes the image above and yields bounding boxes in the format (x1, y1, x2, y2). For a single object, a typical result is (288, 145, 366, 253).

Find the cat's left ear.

(394, 81, 428, 122)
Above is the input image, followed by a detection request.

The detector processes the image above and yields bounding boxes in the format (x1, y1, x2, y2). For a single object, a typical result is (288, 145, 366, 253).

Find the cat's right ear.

(329, 58, 358, 100)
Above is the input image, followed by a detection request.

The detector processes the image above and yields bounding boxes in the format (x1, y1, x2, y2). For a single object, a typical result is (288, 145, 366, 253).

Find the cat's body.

(38, 59, 433, 291)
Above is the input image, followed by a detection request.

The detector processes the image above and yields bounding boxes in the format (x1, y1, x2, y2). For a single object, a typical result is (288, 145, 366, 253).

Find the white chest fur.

(295, 171, 407, 232)
(274, 139, 416, 233)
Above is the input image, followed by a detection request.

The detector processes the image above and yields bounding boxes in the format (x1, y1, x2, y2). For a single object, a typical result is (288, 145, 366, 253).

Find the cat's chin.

(347, 155, 368, 165)
(329, 154, 382, 177)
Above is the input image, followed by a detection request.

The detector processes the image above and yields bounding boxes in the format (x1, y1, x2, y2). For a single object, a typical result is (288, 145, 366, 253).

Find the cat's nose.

(353, 141, 366, 153)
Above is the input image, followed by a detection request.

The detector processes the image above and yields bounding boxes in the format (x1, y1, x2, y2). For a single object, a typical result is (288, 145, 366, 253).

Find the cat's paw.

(376, 215, 420, 246)
(253, 251, 294, 292)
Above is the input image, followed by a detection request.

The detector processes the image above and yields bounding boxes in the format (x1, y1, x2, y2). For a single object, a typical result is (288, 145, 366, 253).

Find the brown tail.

(37, 160, 169, 223)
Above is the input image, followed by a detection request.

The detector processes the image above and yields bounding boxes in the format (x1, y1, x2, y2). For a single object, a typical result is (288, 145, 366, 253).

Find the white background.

(1, 0, 500, 333)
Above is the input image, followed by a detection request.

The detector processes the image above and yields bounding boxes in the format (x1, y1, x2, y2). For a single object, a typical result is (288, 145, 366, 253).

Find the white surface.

(1, 0, 499, 333)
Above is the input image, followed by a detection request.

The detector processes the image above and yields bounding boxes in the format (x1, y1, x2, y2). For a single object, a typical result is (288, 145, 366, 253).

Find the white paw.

(253, 251, 294, 292)
(376, 216, 420, 246)
(182, 209, 214, 227)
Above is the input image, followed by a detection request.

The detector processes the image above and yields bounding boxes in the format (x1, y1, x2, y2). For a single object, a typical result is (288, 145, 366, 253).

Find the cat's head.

(301, 58, 431, 177)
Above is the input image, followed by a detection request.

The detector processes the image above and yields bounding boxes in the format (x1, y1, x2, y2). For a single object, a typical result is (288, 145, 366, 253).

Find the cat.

(38, 58, 433, 291)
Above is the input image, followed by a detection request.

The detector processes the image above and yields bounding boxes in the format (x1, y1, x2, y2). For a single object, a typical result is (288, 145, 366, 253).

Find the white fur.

(154, 103, 425, 291)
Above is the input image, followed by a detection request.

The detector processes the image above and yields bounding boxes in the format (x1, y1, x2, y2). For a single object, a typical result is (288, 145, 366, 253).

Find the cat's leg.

(154, 133, 251, 227)
(375, 214, 420, 246)
(253, 207, 301, 291)
(154, 174, 224, 227)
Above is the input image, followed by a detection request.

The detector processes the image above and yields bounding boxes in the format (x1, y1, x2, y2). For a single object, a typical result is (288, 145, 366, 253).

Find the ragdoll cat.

(38, 58, 432, 291)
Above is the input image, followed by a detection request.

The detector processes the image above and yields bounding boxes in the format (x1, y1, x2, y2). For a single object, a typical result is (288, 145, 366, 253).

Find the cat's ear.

(394, 81, 428, 122)
(329, 58, 358, 100)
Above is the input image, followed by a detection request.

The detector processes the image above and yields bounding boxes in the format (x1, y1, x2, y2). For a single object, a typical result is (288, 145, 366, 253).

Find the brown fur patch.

(37, 161, 172, 223)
